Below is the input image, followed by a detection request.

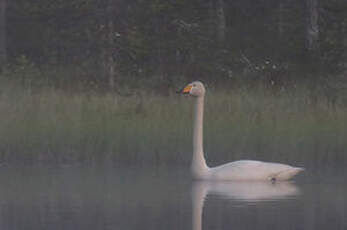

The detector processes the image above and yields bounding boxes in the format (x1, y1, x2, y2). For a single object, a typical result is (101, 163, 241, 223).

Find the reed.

(0, 85, 346, 169)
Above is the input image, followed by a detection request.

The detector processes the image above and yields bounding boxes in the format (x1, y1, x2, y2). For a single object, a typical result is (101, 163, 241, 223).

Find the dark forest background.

(0, 0, 346, 91)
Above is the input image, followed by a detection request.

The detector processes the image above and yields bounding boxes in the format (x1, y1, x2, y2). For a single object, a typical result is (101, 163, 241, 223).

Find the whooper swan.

(178, 81, 304, 181)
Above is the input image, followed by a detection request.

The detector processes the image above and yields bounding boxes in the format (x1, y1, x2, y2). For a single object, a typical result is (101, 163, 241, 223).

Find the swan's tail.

(275, 167, 304, 180)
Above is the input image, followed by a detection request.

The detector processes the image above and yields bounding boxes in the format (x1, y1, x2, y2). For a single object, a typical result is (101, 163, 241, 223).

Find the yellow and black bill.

(176, 84, 192, 94)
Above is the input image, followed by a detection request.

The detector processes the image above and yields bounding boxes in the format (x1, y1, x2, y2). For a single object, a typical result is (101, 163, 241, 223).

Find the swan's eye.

(192, 84, 196, 87)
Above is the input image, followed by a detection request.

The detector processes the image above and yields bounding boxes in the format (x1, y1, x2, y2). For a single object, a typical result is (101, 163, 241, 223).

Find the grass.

(0, 83, 347, 169)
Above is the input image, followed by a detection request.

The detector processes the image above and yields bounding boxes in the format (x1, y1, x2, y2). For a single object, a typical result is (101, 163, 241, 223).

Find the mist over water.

(0, 165, 345, 230)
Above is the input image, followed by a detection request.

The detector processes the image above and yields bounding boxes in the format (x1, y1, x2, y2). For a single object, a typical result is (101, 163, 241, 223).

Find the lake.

(0, 166, 345, 230)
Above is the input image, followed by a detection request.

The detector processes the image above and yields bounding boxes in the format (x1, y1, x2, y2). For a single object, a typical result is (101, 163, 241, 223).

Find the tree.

(0, 0, 6, 69)
(277, 0, 284, 39)
(305, 0, 319, 55)
(106, 0, 116, 90)
(216, 0, 226, 44)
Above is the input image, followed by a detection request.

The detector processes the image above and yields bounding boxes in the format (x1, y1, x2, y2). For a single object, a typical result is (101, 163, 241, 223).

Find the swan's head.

(178, 81, 206, 97)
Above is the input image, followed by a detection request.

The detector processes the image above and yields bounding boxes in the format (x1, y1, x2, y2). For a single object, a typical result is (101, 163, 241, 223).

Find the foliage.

(3, 0, 346, 89)
(0, 84, 347, 168)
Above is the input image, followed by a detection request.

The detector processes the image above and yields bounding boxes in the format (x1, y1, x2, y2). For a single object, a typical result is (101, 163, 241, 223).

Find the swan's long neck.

(192, 96, 208, 178)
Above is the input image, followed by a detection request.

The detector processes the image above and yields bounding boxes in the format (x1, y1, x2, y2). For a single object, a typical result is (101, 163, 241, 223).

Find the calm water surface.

(0, 166, 345, 230)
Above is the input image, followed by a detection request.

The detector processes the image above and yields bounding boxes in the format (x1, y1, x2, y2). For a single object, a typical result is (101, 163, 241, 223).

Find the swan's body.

(179, 81, 304, 181)
(194, 160, 303, 181)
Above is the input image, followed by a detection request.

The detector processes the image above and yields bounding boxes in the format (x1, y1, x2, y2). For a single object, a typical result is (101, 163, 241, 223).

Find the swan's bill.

(177, 84, 192, 94)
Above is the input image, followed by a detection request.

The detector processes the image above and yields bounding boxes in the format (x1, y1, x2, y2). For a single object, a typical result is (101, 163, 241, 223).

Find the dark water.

(0, 166, 346, 230)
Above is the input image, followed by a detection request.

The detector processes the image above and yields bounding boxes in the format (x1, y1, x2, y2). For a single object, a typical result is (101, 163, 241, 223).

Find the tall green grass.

(0, 85, 347, 169)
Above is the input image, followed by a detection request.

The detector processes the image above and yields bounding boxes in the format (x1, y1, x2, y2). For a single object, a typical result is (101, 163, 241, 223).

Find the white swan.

(178, 81, 304, 181)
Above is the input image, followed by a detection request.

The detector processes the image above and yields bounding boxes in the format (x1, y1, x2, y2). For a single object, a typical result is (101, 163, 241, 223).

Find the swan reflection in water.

(192, 181, 300, 230)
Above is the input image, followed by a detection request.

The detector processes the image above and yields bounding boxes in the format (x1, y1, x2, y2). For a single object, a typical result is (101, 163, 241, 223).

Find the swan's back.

(207, 160, 303, 181)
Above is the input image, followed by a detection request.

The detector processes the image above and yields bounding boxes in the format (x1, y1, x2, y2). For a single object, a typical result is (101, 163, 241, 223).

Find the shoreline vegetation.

(1, 78, 347, 169)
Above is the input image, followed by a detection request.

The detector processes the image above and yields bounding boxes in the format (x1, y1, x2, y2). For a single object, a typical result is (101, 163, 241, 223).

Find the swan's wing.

(209, 160, 303, 181)
(271, 166, 304, 180)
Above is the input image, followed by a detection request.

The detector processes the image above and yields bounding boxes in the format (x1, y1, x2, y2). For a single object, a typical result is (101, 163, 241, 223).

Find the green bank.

(0, 85, 347, 169)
